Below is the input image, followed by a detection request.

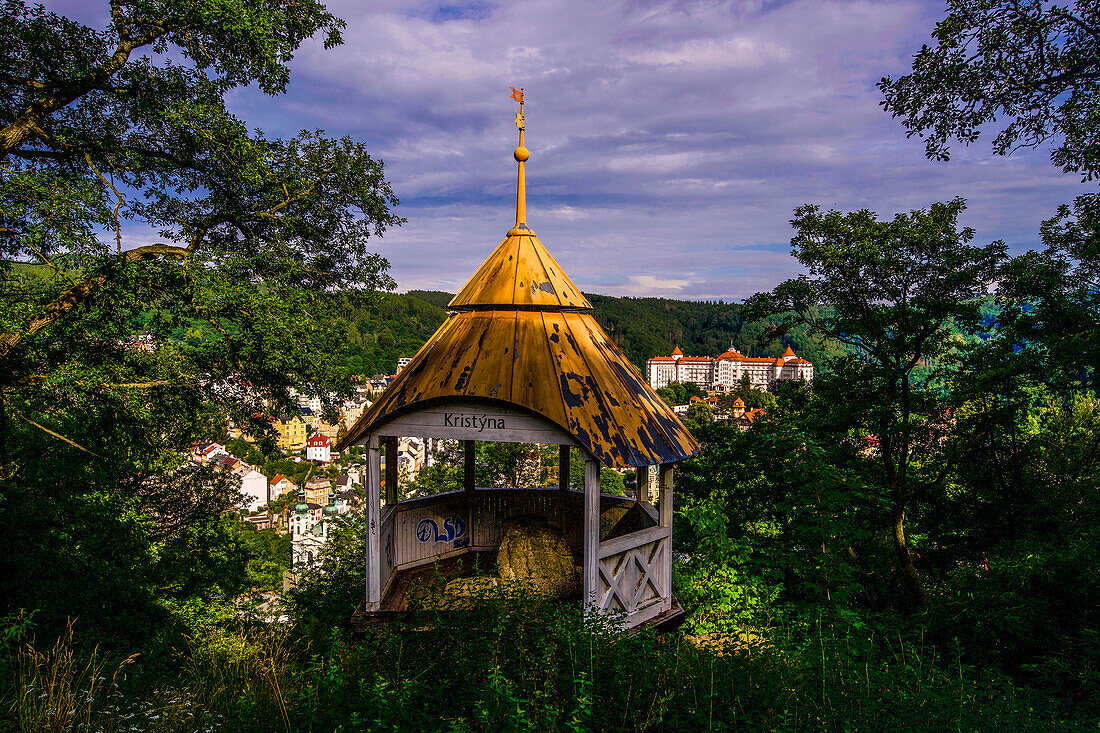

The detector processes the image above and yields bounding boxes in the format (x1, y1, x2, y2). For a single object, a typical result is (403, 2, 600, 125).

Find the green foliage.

(406, 459, 463, 497)
(587, 293, 832, 372)
(1, 605, 1081, 731)
(681, 401, 714, 434)
(720, 374, 779, 411)
(337, 291, 448, 377)
(288, 514, 368, 638)
(0, 0, 399, 643)
(880, 0, 1100, 179)
(234, 525, 291, 592)
(335, 290, 835, 379)
(655, 380, 706, 406)
(743, 199, 1006, 609)
(997, 194, 1100, 392)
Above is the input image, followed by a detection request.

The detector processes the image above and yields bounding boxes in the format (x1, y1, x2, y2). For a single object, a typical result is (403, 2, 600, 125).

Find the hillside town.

(187, 363, 455, 588)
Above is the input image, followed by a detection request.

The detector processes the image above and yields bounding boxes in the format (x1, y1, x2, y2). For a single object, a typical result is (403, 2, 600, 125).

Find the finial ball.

(514, 146, 530, 162)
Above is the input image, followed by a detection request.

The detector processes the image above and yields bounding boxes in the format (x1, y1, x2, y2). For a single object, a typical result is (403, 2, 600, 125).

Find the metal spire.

(509, 86, 530, 234)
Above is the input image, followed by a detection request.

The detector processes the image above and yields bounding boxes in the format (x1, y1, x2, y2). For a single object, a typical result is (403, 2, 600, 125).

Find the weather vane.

(510, 85, 524, 132)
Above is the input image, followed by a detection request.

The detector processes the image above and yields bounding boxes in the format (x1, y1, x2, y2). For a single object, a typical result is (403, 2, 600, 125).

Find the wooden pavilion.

(337, 91, 700, 629)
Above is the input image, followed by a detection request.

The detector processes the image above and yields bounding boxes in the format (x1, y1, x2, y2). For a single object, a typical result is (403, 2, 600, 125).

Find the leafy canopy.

(0, 0, 401, 639)
(744, 199, 1006, 608)
(880, 0, 1100, 180)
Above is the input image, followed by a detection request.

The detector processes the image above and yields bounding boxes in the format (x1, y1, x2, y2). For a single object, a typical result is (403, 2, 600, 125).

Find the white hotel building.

(646, 345, 814, 392)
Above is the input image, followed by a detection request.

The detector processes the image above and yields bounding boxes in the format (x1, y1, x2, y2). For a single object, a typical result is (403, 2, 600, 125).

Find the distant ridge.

(366, 290, 835, 378)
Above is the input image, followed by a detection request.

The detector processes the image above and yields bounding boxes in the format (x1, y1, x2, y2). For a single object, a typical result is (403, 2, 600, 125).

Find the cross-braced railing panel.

(597, 527, 671, 624)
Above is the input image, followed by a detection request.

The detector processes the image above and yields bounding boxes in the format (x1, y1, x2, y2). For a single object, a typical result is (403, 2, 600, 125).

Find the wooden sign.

(372, 401, 576, 445)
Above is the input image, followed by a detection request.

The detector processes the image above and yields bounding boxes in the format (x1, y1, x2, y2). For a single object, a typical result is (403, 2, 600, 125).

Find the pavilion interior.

(371, 448, 659, 613)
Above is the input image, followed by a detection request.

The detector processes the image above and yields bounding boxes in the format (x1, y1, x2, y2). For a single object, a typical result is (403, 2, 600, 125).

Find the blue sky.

(50, 0, 1090, 299)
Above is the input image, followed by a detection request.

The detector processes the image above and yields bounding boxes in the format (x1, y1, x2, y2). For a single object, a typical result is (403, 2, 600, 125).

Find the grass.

(0, 595, 1090, 732)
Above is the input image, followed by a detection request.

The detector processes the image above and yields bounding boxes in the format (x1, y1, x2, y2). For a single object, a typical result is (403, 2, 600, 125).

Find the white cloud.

(629, 36, 790, 69)
(625, 275, 695, 295)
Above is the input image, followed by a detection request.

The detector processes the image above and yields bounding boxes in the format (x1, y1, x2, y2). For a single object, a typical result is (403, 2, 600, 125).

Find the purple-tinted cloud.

(41, 0, 1093, 299)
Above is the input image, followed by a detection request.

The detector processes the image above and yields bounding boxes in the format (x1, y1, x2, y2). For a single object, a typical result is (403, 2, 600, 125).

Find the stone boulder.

(497, 516, 579, 599)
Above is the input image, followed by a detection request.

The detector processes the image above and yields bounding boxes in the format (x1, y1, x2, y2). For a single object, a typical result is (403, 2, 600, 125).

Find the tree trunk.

(891, 499, 927, 610)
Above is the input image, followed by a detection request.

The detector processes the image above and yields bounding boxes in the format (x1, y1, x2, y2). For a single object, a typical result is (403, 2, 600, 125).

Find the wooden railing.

(597, 525, 672, 626)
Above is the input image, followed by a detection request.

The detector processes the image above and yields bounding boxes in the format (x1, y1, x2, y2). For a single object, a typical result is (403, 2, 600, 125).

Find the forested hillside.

(340, 290, 840, 377)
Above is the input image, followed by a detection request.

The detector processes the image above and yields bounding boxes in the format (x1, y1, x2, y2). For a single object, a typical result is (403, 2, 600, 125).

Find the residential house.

(195, 442, 226, 464)
(335, 489, 361, 513)
(239, 469, 269, 508)
(306, 432, 332, 463)
(397, 437, 426, 481)
(270, 474, 297, 498)
(274, 414, 308, 451)
(728, 398, 766, 431)
(345, 464, 365, 486)
(303, 477, 331, 505)
(341, 397, 370, 430)
(244, 514, 272, 531)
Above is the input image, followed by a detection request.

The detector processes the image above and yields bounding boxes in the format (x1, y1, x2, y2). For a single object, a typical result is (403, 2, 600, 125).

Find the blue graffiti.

(415, 516, 469, 548)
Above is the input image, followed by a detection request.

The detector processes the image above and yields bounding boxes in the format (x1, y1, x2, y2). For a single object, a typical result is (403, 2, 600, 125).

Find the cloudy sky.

(55, 0, 1090, 299)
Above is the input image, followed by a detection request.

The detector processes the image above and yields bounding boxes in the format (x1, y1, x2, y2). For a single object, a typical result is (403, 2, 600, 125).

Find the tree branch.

(2, 395, 101, 457)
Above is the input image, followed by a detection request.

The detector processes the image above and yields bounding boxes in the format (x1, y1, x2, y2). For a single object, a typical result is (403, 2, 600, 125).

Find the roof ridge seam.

(577, 315, 684, 464)
(561, 313, 634, 466)
(510, 234, 523, 306)
(540, 309, 573, 453)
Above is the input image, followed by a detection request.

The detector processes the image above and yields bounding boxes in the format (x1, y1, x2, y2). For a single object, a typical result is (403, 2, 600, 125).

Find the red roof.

(681, 356, 711, 362)
(671, 346, 683, 356)
(307, 433, 331, 447)
(648, 357, 676, 363)
(783, 345, 797, 357)
(271, 474, 287, 485)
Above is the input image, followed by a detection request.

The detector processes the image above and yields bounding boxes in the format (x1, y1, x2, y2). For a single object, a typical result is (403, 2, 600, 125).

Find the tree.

(656, 381, 705, 406)
(567, 457, 627, 496)
(682, 401, 713, 434)
(743, 199, 1005, 609)
(995, 194, 1100, 393)
(718, 374, 778, 412)
(0, 1, 400, 638)
(880, 0, 1100, 180)
(880, 0, 1100, 395)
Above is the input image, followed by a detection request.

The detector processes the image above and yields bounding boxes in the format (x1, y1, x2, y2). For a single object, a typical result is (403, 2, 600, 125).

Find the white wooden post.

(366, 433, 382, 611)
(583, 455, 600, 610)
(658, 463, 674, 609)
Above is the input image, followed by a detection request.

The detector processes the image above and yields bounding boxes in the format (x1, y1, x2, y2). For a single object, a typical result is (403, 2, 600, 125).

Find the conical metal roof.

(448, 233, 591, 310)
(338, 94, 698, 468)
